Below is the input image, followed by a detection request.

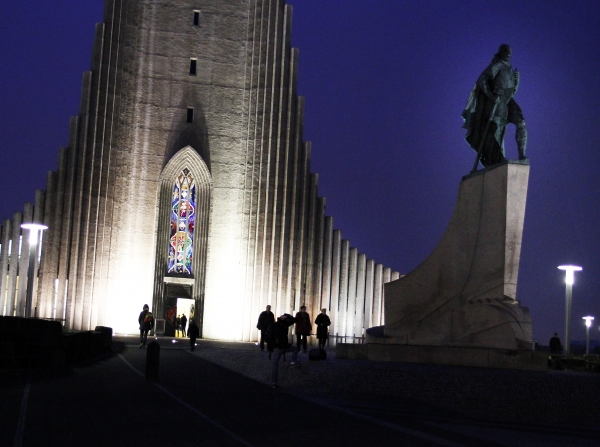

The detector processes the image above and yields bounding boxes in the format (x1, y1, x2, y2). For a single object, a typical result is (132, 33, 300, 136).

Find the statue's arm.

(476, 64, 499, 100)
(476, 71, 493, 99)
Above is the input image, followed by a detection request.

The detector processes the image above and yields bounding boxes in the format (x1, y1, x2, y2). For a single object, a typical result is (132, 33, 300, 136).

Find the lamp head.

(558, 265, 582, 285)
(20, 223, 49, 244)
(583, 316, 594, 328)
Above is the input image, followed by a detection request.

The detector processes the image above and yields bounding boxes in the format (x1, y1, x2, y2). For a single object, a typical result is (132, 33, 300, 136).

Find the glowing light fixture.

(583, 316, 594, 355)
(558, 265, 582, 356)
(20, 223, 48, 318)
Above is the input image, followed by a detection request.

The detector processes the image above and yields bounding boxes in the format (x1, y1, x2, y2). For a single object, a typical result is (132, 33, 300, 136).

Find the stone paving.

(4, 335, 600, 446)
(183, 337, 600, 429)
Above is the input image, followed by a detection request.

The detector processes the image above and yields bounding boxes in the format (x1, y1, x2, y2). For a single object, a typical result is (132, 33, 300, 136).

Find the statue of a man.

(462, 44, 527, 167)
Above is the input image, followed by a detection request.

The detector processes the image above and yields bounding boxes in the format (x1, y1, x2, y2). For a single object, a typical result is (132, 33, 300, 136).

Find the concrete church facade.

(0, 0, 399, 340)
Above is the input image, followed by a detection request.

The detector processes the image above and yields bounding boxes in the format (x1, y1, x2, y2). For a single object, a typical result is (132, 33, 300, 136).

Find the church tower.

(1, 0, 399, 341)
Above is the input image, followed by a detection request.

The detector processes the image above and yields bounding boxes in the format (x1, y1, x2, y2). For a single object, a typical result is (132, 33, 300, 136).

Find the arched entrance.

(152, 146, 211, 336)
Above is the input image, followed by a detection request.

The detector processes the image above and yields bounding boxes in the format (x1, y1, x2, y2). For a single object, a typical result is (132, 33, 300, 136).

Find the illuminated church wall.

(0, 0, 399, 341)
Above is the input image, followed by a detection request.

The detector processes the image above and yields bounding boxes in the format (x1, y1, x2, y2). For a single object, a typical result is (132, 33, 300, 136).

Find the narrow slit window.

(189, 58, 197, 76)
(187, 108, 194, 123)
(193, 11, 200, 26)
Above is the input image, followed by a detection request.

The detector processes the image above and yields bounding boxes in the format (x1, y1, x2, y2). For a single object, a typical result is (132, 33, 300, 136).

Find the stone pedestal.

(337, 161, 542, 370)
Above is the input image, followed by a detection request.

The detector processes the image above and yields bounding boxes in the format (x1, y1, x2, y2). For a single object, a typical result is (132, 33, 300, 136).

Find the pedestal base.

(336, 342, 547, 371)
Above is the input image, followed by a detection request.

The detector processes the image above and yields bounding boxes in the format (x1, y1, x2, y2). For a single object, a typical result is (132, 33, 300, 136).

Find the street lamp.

(558, 265, 582, 356)
(20, 223, 48, 318)
(583, 316, 594, 355)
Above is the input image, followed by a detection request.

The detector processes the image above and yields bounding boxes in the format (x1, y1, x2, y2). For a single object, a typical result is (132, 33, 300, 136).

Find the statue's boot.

(516, 121, 528, 160)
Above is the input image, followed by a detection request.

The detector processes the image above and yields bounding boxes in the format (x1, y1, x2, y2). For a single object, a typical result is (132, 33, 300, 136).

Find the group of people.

(256, 304, 331, 388)
(138, 302, 332, 387)
(138, 304, 199, 350)
(175, 314, 188, 337)
(256, 305, 331, 353)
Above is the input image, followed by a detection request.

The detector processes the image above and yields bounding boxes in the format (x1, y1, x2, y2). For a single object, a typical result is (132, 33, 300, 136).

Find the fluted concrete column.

(272, 5, 295, 319)
(354, 253, 367, 337)
(37, 171, 57, 320)
(0, 221, 11, 316)
(320, 216, 334, 312)
(329, 229, 341, 339)
(346, 247, 358, 337)
(57, 117, 81, 329)
(311, 197, 326, 326)
(32, 190, 46, 318)
(373, 263, 384, 326)
(364, 259, 375, 328)
(303, 173, 319, 310)
(6, 212, 22, 317)
(16, 204, 34, 317)
(293, 142, 311, 314)
(382, 267, 391, 325)
(338, 240, 350, 338)
(285, 95, 304, 313)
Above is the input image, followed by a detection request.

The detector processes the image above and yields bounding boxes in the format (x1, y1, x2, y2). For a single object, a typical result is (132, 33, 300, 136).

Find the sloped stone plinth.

(350, 161, 539, 369)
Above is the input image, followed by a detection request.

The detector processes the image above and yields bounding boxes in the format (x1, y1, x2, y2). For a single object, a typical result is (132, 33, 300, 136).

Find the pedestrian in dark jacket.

(181, 314, 188, 337)
(549, 333, 562, 354)
(188, 319, 200, 351)
(294, 306, 312, 353)
(176, 315, 182, 337)
(315, 308, 331, 350)
(256, 305, 275, 351)
(270, 314, 299, 388)
(138, 304, 154, 348)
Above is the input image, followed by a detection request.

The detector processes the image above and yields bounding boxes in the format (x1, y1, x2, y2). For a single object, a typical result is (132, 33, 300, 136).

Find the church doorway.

(176, 298, 194, 336)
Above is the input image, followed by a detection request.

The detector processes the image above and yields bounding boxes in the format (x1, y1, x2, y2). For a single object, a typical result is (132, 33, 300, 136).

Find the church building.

(0, 0, 399, 341)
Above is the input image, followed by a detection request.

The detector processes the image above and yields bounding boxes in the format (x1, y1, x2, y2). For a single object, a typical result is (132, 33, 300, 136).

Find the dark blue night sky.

(1, 1, 599, 343)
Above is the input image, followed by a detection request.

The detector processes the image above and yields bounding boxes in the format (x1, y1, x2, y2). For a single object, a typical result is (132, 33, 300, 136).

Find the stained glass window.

(168, 168, 196, 275)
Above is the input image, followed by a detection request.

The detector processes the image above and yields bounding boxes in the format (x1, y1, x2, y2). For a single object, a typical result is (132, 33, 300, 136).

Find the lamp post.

(20, 223, 48, 318)
(583, 316, 594, 355)
(558, 265, 582, 356)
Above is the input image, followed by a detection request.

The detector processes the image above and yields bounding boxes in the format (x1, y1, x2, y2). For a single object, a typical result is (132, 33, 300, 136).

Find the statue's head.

(494, 44, 512, 63)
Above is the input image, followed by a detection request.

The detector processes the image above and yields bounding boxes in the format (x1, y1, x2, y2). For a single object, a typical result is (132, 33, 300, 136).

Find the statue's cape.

(461, 85, 505, 167)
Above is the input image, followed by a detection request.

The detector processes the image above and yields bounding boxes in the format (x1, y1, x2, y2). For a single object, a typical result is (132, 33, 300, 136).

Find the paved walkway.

(184, 337, 600, 426)
(2, 335, 599, 446)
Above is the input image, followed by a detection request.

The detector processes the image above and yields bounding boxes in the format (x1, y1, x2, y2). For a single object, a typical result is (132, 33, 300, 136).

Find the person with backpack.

(269, 313, 299, 388)
(138, 304, 154, 348)
(294, 305, 312, 353)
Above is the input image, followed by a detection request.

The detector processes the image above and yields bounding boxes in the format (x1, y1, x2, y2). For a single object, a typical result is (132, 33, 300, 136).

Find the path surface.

(2, 336, 599, 446)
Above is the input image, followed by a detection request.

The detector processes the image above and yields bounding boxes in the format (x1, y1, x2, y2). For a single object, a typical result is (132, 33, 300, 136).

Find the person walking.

(549, 333, 562, 354)
(270, 314, 299, 388)
(256, 305, 275, 351)
(138, 304, 154, 348)
(315, 308, 331, 350)
(181, 314, 188, 337)
(188, 319, 200, 351)
(294, 305, 312, 353)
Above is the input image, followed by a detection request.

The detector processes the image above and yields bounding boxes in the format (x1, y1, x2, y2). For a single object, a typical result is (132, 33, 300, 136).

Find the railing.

(329, 334, 365, 346)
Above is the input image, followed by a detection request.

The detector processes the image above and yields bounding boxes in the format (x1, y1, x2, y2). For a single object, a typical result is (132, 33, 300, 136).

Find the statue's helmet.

(494, 44, 512, 62)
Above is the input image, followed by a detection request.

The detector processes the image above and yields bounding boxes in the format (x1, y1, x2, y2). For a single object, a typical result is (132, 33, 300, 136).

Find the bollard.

(145, 340, 160, 381)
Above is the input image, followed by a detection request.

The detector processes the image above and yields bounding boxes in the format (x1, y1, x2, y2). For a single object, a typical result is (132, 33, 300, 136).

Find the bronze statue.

(462, 44, 527, 169)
